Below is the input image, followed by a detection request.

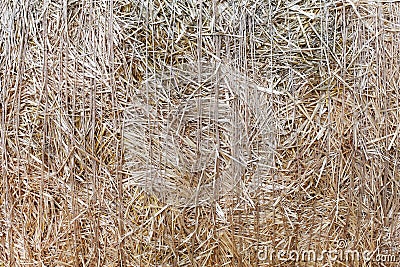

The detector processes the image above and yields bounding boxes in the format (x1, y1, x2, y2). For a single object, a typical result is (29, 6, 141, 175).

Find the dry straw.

(124, 61, 277, 207)
(0, 0, 400, 266)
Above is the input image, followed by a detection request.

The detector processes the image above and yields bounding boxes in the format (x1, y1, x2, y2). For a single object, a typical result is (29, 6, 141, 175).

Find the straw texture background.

(1, 0, 400, 266)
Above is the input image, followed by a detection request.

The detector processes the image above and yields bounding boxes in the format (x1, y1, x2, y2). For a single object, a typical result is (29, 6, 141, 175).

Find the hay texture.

(1, 0, 400, 266)
(124, 61, 277, 207)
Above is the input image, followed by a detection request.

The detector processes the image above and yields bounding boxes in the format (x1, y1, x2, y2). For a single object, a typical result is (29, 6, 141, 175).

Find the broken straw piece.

(256, 85, 283, 95)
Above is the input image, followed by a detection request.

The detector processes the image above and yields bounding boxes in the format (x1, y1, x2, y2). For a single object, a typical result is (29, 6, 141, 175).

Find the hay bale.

(124, 61, 277, 207)
(0, 0, 399, 266)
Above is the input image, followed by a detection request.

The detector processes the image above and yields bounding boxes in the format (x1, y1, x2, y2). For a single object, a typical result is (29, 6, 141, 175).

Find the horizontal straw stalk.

(1, 0, 400, 266)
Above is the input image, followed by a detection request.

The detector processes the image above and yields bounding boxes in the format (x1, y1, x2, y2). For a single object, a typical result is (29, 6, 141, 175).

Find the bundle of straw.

(124, 61, 277, 207)
(1, 0, 399, 266)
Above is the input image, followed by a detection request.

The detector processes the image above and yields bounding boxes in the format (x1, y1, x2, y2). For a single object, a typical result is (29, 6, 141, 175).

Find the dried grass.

(1, 0, 400, 266)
